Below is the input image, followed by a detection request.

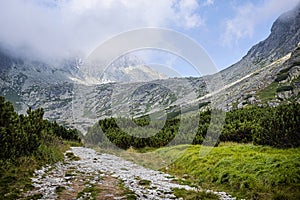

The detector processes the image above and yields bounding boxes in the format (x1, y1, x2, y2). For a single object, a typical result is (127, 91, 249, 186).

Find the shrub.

(254, 103, 300, 148)
(276, 85, 293, 93)
(275, 73, 288, 82)
(0, 96, 81, 161)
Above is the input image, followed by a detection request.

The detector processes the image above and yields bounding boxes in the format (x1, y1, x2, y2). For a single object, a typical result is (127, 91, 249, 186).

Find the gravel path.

(23, 147, 236, 200)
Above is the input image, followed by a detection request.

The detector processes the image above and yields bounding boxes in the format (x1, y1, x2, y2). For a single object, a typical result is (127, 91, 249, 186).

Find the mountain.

(0, 50, 172, 132)
(216, 42, 300, 110)
(71, 55, 167, 85)
(0, 4, 300, 133)
(221, 3, 300, 84)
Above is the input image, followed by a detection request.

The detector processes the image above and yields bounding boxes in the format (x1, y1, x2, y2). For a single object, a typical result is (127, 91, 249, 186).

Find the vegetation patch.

(275, 73, 289, 82)
(24, 193, 43, 200)
(257, 82, 278, 101)
(55, 186, 66, 194)
(76, 184, 101, 200)
(118, 180, 137, 200)
(138, 179, 151, 187)
(0, 96, 82, 199)
(173, 188, 219, 200)
(87, 103, 300, 149)
(65, 152, 81, 161)
(63, 140, 84, 147)
(158, 144, 300, 200)
(278, 66, 293, 74)
(65, 170, 77, 177)
(276, 85, 293, 92)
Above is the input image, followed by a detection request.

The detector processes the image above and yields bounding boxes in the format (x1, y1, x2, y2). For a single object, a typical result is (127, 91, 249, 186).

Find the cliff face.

(221, 3, 300, 83)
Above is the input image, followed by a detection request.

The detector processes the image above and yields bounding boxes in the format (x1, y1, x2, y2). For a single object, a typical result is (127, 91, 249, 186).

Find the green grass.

(137, 179, 151, 187)
(63, 140, 84, 147)
(173, 188, 219, 200)
(0, 142, 72, 199)
(76, 184, 101, 200)
(276, 85, 293, 93)
(152, 143, 300, 200)
(65, 169, 77, 177)
(94, 143, 300, 199)
(24, 193, 43, 200)
(118, 180, 137, 200)
(65, 152, 81, 161)
(257, 82, 279, 102)
(55, 186, 66, 194)
(2, 89, 22, 110)
(0, 160, 35, 199)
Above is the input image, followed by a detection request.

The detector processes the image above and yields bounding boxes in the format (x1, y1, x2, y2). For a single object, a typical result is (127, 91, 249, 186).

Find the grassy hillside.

(94, 143, 300, 199)
(155, 144, 300, 200)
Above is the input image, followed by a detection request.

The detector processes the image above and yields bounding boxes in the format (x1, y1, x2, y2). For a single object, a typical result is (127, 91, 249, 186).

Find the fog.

(0, 0, 203, 63)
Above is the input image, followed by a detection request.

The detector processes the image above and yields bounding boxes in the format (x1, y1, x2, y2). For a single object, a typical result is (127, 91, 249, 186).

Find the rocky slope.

(210, 44, 300, 110)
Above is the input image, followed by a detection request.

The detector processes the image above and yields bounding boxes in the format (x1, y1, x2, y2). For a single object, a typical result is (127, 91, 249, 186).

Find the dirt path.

(21, 147, 235, 200)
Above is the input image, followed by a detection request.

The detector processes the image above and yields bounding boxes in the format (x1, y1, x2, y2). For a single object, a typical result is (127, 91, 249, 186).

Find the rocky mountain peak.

(253, 2, 300, 60)
(77, 54, 168, 84)
(222, 4, 300, 84)
(110, 54, 144, 68)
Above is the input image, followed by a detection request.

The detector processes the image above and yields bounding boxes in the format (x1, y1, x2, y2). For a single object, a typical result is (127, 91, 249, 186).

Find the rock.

(277, 90, 293, 99)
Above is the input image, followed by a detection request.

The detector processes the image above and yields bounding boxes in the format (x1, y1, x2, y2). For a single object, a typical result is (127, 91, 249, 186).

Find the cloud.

(221, 0, 299, 47)
(203, 0, 214, 6)
(173, 0, 205, 28)
(0, 0, 204, 62)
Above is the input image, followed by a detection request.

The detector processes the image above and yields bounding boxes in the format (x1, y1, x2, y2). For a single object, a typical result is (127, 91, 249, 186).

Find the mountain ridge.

(0, 4, 300, 132)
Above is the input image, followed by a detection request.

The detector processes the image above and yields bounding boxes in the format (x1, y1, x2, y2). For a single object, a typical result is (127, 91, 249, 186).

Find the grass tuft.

(65, 152, 81, 161)
(173, 188, 219, 200)
(138, 179, 151, 186)
(76, 184, 101, 199)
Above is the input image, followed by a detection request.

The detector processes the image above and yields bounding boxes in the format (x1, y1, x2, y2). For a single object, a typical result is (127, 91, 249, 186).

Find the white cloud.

(203, 0, 214, 6)
(221, 0, 299, 47)
(0, 0, 204, 62)
(174, 0, 205, 28)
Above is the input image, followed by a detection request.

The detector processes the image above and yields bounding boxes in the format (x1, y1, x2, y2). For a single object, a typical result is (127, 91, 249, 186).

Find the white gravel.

(24, 147, 236, 200)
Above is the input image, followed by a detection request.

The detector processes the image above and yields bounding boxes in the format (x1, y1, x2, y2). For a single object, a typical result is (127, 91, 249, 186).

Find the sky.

(0, 0, 299, 77)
